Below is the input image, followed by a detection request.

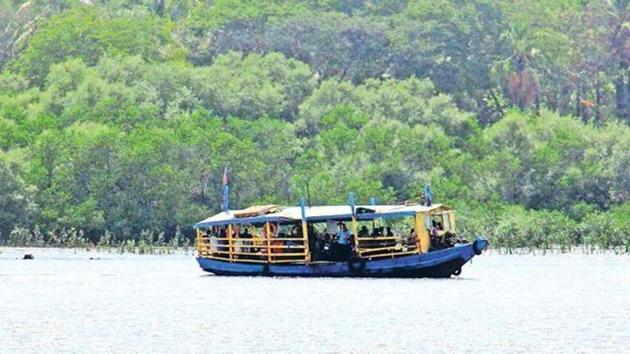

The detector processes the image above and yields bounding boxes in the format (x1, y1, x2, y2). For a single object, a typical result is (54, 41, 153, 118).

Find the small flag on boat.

(222, 166, 229, 186)
(222, 167, 229, 211)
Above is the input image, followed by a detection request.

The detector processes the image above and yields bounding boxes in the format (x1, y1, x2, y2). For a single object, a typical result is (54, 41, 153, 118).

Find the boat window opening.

(441, 212, 450, 231)
(425, 210, 462, 250)
(430, 216, 442, 232)
(424, 214, 432, 230)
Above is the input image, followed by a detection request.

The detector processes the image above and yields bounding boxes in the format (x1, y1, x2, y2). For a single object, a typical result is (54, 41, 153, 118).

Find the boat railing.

(197, 234, 309, 263)
(355, 235, 420, 259)
(197, 232, 424, 262)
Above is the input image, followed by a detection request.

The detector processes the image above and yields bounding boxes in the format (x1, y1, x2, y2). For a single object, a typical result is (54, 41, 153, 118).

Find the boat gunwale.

(196, 242, 483, 278)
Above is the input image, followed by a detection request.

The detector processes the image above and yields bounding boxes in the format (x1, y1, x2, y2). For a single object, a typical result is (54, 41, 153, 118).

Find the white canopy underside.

(194, 204, 448, 228)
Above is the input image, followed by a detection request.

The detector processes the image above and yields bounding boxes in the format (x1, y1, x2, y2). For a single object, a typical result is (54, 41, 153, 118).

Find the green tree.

(0, 159, 36, 238)
(15, 6, 171, 85)
(193, 51, 316, 120)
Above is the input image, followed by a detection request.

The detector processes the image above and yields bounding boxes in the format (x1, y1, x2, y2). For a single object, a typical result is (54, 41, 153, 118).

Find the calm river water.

(1, 248, 629, 353)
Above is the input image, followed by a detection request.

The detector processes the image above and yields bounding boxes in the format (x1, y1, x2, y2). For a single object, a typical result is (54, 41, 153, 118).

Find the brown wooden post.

(265, 222, 272, 263)
(300, 198, 310, 262)
(414, 216, 421, 253)
(352, 216, 360, 256)
(301, 222, 310, 262)
(415, 212, 430, 253)
(227, 224, 234, 261)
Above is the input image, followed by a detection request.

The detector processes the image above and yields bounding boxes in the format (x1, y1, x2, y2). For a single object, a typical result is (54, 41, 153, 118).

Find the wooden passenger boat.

(194, 199, 488, 278)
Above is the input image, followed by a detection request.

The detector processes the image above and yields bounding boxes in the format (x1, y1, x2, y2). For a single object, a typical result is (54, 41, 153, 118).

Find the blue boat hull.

(197, 239, 488, 278)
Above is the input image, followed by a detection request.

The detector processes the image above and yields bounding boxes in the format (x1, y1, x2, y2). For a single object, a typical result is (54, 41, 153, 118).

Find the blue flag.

(222, 167, 229, 211)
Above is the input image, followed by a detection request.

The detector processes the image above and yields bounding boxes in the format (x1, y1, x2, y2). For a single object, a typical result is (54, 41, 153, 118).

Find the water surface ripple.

(1, 248, 629, 353)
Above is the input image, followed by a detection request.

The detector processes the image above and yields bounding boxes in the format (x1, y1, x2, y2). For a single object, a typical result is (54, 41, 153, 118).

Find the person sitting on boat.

(259, 223, 276, 255)
(261, 223, 277, 239)
(316, 233, 332, 261)
(386, 226, 394, 237)
(431, 221, 445, 248)
(431, 221, 440, 237)
(281, 230, 299, 249)
(443, 230, 455, 248)
(207, 228, 218, 253)
(290, 224, 303, 238)
(337, 223, 351, 245)
(407, 228, 418, 246)
(358, 225, 369, 237)
(239, 227, 252, 255)
(329, 223, 352, 261)
(216, 227, 229, 249)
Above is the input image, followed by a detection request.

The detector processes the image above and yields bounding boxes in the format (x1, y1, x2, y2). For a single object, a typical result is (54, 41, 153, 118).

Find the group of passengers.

(204, 219, 462, 261)
(357, 225, 394, 237)
(308, 222, 420, 261)
(429, 220, 462, 249)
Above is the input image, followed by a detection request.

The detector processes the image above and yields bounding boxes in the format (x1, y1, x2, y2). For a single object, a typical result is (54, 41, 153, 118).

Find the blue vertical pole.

(222, 166, 229, 211)
(348, 192, 356, 216)
(300, 198, 307, 222)
(223, 185, 229, 211)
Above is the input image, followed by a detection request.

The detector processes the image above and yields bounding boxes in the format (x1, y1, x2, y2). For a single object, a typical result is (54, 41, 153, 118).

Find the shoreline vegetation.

(2, 220, 629, 255)
(1, 1, 628, 252)
(1, 244, 628, 257)
(0, 246, 194, 256)
(1, 227, 193, 255)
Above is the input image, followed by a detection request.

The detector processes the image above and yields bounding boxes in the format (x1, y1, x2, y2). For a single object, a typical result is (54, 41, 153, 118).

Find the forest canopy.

(0, 0, 629, 250)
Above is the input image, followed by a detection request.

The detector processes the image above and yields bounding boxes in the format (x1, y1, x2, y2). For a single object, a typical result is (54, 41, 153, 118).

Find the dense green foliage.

(0, 0, 628, 251)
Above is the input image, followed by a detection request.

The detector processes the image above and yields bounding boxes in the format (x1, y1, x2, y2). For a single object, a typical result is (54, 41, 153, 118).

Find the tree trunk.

(615, 75, 630, 122)
(595, 85, 604, 124)
(576, 81, 582, 119)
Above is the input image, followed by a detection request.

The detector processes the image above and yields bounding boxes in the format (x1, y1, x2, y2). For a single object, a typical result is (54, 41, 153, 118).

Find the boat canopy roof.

(194, 203, 451, 228)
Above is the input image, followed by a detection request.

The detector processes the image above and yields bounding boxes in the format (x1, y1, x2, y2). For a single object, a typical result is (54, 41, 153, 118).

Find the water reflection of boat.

(194, 199, 488, 278)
